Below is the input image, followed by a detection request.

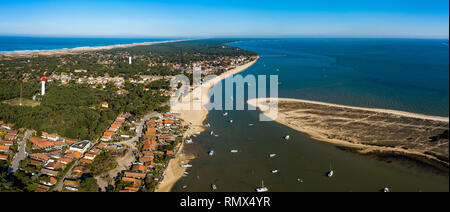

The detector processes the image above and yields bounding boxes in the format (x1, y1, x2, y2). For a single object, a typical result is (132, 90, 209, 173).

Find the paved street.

(11, 130, 33, 173)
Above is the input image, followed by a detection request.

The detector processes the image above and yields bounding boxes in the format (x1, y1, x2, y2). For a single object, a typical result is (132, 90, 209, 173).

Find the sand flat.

(248, 97, 449, 170)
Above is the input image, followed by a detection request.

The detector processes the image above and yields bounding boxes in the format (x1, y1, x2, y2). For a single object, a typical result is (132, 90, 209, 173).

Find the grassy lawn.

(2, 98, 40, 107)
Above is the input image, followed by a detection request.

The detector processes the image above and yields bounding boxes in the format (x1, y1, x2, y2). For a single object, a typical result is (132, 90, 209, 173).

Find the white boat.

(223, 112, 228, 116)
(210, 131, 214, 135)
(269, 154, 277, 158)
(214, 134, 219, 137)
(327, 170, 334, 177)
(248, 123, 254, 126)
(327, 164, 334, 178)
(205, 123, 211, 127)
(185, 139, 193, 144)
(383, 187, 390, 192)
(180, 164, 193, 168)
(297, 178, 303, 183)
(230, 150, 238, 153)
(211, 184, 217, 190)
(208, 150, 214, 156)
(229, 120, 233, 123)
(284, 135, 290, 140)
(256, 180, 269, 192)
(271, 170, 279, 173)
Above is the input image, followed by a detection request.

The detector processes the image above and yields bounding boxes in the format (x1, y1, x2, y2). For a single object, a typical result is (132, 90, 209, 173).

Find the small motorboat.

(269, 154, 277, 158)
(182, 185, 188, 189)
(327, 164, 334, 178)
(185, 139, 193, 144)
(208, 150, 214, 156)
(271, 170, 279, 174)
(256, 180, 268, 192)
(383, 187, 390, 192)
(284, 135, 290, 140)
(180, 164, 193, 168)
(223, 112, 228, 116)
(229, 120, 233, 123)
(230, 150, 238, 153)
(211, 184, 217, 190)
(210, 131, 214, 135)
(248, 123, 254, 127)
(297, 178, 303, 183)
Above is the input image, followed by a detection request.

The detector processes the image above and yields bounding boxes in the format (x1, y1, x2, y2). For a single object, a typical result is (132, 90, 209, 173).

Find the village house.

(64, 180, 79, 191)
(0, 154, 8, 161)
(42, 177, 58, 187)
(0, 140, 13, 146)
(0, 145, 10, 153)
(40, 168, 58, 177)
(35, 184, 50, 192)
(30, 153, 50, 163)
(69, 140, 91, 153)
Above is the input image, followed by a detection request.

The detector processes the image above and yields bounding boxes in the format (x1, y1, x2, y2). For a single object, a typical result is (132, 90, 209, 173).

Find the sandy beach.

(248, 97, 449, 170)
(248, 98, 449, 122)
(155, 56, 259, 192)
(0, 39, 186, 57)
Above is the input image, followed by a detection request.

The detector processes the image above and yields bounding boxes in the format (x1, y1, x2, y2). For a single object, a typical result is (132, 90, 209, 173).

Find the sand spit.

(248, 97, 449, 171)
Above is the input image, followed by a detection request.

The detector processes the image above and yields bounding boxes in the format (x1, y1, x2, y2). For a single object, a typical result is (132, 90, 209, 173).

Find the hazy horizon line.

(0, 34, 448, 40)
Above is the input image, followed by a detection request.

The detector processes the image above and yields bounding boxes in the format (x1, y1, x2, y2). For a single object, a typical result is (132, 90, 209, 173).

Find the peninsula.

(248, 98, 449, 171)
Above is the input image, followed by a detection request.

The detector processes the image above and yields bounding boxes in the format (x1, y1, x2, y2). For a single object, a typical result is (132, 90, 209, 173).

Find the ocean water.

(172, 38, 449, 192)
(0, 36, 179, 53)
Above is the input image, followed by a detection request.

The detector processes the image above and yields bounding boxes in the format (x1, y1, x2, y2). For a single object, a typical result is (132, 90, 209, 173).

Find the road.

(54, 160, 79, 192)
(11, 130, 33, 173)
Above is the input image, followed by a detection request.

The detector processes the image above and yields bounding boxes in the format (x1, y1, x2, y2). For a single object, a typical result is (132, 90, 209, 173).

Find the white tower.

(129, 56, 132, 65)
(41, 75, 46, 96)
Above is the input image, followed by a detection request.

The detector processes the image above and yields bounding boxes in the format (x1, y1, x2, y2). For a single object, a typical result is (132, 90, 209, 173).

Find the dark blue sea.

(231, 38, 449, 117)
(0, 36, 180, 53)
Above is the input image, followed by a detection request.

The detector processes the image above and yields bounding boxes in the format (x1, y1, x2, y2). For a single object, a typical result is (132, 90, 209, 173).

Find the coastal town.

(0, 40, 258, 192)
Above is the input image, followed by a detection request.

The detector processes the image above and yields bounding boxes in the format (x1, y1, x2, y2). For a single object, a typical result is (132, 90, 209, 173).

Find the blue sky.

(0, 0, 448, 38)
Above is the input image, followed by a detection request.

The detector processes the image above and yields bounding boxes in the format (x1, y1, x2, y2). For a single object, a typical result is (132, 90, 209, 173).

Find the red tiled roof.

(0, 154, 8, 160)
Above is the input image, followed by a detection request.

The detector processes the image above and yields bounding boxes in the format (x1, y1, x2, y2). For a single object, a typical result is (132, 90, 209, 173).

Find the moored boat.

(256, 180, 269, 192)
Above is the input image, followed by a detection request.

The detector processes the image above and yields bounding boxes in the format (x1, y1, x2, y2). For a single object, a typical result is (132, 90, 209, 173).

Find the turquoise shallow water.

(172, 38, 449, 192)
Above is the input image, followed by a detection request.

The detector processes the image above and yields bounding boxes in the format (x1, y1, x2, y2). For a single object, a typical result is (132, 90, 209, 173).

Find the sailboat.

(327, 164, 334, 178)
(256, 180, 269, 192)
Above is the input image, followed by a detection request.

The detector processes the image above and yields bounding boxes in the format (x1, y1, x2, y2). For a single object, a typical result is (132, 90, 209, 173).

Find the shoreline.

(155, 56, 260, 192)
(0, 39, 187, 57)
(248, 97, 449, 171)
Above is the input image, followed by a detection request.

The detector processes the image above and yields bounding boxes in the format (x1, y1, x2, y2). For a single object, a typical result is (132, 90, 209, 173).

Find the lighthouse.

(41, 75, 46, 96)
